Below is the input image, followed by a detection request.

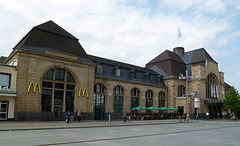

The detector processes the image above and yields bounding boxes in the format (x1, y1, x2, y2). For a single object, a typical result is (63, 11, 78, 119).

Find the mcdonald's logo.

(28, 82, 41, 93)
(78, 88, 88, 97)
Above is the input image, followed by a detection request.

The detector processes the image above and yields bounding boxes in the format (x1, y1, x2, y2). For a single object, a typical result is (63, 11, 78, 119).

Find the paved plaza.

(0, 120, 239, 146)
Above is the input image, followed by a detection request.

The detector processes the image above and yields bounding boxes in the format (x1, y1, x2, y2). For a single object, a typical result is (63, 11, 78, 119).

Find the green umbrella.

(131, 106, 146, 110)
(167, 107, 178, 111)
(157, 107, 167, 111)
(145, 106, 158, 111)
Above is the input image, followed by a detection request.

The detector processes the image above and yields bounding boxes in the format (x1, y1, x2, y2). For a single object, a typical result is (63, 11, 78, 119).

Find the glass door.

(0, 101, 8, 120)
(54, 105, 63, 120)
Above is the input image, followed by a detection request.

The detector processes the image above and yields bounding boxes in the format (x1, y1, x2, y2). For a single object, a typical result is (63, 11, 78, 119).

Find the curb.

(0, 121, 198, 131)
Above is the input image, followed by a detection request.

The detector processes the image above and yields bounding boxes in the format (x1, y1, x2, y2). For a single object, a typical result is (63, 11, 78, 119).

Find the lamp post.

(179, 70, 194, 121)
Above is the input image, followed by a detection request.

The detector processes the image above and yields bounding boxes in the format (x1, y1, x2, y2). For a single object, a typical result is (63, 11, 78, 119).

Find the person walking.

(78, 111, 82, 122)
(122, 112, 127, 123)
(66, 111, 70, 123)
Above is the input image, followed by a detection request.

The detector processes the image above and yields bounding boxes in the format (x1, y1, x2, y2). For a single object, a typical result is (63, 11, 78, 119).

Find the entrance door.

(0, 101, 8, 120)
(94, 94, 105, 120)
(54, 105, 63, 120)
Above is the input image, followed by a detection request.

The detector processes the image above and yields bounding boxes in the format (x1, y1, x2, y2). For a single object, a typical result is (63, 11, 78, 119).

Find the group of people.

(122, 112, 131, 123)
(66, 111, 82, 123)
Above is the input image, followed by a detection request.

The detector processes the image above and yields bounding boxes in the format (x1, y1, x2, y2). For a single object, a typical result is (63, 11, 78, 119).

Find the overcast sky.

(0, 0, 240, 91)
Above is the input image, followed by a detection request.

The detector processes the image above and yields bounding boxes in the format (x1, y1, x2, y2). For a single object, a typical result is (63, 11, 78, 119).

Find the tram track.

(34, 125, 240, 146)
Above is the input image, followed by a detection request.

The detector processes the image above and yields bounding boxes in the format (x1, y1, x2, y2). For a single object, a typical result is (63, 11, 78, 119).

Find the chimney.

(173, 47, 185, 56)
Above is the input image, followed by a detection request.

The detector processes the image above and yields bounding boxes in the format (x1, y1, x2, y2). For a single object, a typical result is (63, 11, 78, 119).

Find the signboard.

(194, 98, 200, 108)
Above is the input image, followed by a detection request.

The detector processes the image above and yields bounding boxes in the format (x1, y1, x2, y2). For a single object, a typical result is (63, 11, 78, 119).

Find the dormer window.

(130, 70, 136, 80)
(157, 75, 163, 84)
(96, 63, 103, 74)
(114, 66, 120, 77)
(145, 73, 150, 82)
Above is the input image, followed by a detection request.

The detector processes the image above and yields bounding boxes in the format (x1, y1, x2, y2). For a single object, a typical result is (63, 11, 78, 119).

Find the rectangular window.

(42, 89, 52, 112)
(0, 73, 11, 87)
(146, 75, 150, 82)
(131, 97, 139, 113)
(97, 65, 102, 74)
(116, 69, 120, 77)
(55, 69, 65, 81)
(42, 81, 53, 88)
(113, 96, 123, 113)
(132, 72, 136, 80)
(66, 91, 74, 112)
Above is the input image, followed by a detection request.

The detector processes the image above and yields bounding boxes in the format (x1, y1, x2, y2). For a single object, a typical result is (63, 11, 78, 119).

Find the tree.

(224, 87, 240, 118)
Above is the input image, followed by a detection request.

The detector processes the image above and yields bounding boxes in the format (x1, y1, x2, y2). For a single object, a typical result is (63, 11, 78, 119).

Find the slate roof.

(146, 47, 217, 77)
(88, 55, 166, 86)
(147, 50, 184, 65)
(182, 48, 217, 65)
(13, 20, 91, 63)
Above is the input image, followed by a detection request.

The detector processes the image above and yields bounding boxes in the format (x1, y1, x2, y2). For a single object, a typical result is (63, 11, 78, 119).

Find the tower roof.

(13, 20, 89, 60)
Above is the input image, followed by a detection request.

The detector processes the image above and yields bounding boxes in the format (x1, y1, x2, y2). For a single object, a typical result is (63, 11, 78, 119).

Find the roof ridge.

(35, 20, 78, 40)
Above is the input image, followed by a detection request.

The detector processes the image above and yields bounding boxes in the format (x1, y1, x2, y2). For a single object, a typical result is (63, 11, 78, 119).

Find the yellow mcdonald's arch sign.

(28, 82, 41, 93)
(78, 88, 88, 97)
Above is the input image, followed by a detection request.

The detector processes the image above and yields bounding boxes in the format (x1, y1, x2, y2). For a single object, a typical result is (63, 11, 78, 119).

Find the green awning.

(205, 101, 224, 104)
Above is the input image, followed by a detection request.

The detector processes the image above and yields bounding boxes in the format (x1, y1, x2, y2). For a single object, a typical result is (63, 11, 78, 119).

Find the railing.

(0, 86, 16, 93)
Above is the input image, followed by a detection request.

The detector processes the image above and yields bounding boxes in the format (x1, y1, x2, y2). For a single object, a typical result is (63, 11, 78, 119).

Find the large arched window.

(145, 90, 153, 114)
(158, 91, 165, 107)
(94, 83, 106, 120)
(131, 88, 139, 113)
(206, 74, 219, 98)
(113, 86, 124, 113)
(178, 85, 185, 97)
(42, 69, 75, 120)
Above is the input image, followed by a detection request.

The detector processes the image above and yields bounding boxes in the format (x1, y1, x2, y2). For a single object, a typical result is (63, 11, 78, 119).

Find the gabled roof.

(146, 50, 185, 65)
(13, 20, 90, 60)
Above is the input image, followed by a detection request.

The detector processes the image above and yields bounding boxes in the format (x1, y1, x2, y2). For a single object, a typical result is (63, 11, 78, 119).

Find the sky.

(0, 0, 240, 91)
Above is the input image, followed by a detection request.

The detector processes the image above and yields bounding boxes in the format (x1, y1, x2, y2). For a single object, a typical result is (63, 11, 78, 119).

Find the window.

(178, 85, 185, 97)
(116, 68, 121, 77)
(0, 73, 11, 87)
(145, 73, 150, 82)
(206, 74, 219, 98)
(158, 91, 165, 107)
(42, 89, 52, 112)
(130, 70, 136, 80)
(145, 90, 153, 114)
(113, 66, 120, 77)
(42, 69, 75, 113)
(96, 64, 102, 74)
(113, 86, 124, 113)
(158, 76, 163, 84)
(43, 70, 53, 80)
(131, 88, 139, 113)
(94, 84, 106, 120)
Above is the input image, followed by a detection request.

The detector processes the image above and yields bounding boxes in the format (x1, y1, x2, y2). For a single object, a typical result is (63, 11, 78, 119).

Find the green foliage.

(224, 87, 240, 115)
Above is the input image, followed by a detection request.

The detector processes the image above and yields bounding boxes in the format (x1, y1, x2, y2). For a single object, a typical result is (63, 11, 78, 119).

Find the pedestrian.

(178, 112, 182, 122)
(122, 112, 127, 123)
(66, 111, 70, 123)
(128, 115, 131, 122)
(78, 111, 82, 122)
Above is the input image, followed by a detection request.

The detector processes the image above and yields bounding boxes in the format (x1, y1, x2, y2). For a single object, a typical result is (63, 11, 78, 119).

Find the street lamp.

(179, 70, 194, 121)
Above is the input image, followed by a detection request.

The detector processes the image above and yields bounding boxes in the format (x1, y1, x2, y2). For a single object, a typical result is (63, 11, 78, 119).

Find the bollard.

(109, 114, 111, 125)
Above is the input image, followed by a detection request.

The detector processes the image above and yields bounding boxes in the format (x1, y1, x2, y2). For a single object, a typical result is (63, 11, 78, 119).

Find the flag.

(178, 27, 182, 38)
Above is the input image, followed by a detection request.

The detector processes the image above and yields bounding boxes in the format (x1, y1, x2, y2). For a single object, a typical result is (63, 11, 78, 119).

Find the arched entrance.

(42, 69, 75, 120)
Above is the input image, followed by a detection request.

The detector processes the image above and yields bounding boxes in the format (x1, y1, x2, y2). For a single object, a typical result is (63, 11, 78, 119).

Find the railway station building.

(1, 21, 227, 121)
